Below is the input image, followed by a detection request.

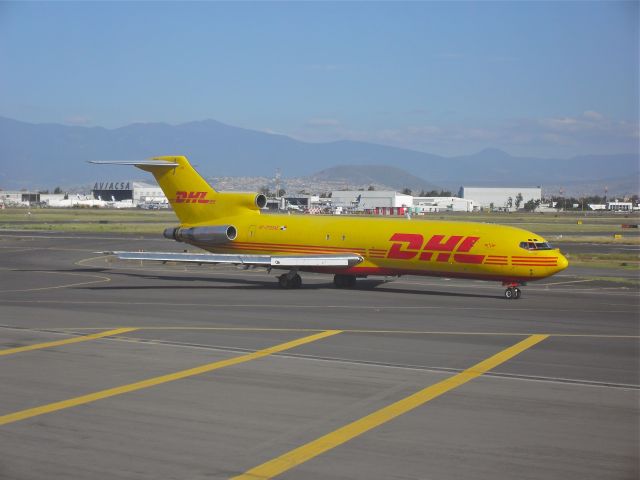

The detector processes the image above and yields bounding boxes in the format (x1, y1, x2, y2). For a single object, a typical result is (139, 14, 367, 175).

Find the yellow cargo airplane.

(92, 156, 568, 299)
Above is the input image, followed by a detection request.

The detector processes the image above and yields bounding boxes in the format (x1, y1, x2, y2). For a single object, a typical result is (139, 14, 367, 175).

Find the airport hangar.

(0, 182, 168, 207)
(329, 190, 480, 213)
(460, 186, 542, 210)
(91, 181, 166, 205)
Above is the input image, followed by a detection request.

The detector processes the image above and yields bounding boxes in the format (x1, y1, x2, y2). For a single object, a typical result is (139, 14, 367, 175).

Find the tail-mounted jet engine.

(163, 225, 237, 245)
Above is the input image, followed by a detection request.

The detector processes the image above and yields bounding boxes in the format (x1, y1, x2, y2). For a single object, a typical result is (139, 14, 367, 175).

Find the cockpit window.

(519, 241, 554, 251)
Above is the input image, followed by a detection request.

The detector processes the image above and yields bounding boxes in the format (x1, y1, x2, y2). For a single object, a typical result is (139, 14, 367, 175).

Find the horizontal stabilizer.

(99, 251, 363, 268)
(89, 160, 179, 167)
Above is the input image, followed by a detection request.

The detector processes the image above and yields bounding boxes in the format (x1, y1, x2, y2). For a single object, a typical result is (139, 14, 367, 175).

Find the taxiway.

(0, 232, 638, 480)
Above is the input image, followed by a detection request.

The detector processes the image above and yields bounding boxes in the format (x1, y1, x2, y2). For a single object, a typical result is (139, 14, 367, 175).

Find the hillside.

(308, 165, 441, 193)
(0, 117, 637, 195)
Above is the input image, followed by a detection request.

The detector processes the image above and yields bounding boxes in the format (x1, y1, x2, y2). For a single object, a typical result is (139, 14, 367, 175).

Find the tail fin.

(137, 156, 219, 224)
(91, 156, 265, 225)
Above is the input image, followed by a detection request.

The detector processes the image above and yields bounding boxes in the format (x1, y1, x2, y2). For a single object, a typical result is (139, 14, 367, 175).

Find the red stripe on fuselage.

(454, 254, 485, 264)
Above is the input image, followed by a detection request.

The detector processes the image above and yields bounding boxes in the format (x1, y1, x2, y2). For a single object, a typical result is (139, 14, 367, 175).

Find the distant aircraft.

(92, 156, 568, 299)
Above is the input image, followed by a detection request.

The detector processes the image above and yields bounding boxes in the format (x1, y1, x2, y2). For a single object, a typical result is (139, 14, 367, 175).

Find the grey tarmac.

(0, 232, 638, 480)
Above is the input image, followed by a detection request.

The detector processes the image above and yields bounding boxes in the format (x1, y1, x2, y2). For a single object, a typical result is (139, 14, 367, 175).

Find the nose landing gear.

(503, 282, 523, 300)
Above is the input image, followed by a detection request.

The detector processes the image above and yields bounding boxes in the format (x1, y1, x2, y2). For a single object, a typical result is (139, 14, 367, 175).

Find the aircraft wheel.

(279, 273, 302, 289)
(278, 275, 290, 289)
(334, 274, 356, 288)
(513, 287, 521, 299)
(504, 287, 514, 300)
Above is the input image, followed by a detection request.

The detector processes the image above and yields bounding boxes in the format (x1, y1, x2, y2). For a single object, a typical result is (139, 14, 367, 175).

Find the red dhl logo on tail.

(387, 233, 484, 264)
(174, 191, 216, 204)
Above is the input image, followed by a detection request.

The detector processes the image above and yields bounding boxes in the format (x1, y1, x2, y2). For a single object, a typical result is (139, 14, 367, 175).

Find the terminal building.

(460, 186, 542, 211)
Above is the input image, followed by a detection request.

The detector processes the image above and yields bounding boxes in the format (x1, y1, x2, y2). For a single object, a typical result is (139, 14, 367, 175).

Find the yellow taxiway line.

(0, 327, 138, 356)
(0, 330, 341, 427)
(232, 334, 548, 480)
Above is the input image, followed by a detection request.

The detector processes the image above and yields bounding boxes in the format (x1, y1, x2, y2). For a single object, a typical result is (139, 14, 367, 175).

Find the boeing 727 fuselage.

(93, 156, 568, 299)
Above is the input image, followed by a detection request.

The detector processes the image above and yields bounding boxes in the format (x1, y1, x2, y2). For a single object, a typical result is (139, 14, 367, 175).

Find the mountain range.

(307, 165, 441, 193)
(0, 116, 637, 195)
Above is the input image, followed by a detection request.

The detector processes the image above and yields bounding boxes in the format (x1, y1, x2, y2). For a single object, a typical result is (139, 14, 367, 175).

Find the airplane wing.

(100, 251, 363, 268)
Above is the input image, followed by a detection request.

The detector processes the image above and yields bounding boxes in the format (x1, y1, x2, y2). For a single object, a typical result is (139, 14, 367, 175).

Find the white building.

(0, 191, 31, 206)
(607, 201, 633, 212)
(0, 191, 64, 207)
(412, 196, 475, 213)
(330, 190, 413, 212)
(460, 187, 541, 211)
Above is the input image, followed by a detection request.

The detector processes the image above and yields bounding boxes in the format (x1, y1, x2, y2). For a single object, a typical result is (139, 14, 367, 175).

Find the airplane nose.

(557, 253, 569, 271)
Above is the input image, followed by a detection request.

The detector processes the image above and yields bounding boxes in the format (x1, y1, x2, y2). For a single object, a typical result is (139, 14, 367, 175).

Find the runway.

(0, 232, 638, 479)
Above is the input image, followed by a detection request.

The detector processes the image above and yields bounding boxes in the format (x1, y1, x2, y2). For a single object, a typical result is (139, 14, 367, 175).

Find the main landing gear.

(503, 282, 522, 300)
(278, 273, 357, 289)
(334, 274, 357, 288)
(278, 272, 302, 289)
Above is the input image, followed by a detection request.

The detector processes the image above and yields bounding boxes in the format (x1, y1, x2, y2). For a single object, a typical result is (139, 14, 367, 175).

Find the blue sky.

(0, 1, 638, 157)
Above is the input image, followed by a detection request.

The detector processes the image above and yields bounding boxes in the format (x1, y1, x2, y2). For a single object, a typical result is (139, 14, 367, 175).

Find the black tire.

(504, 287, 514, 300)
(292, 274, 302, 289)
(334, 274, 356, 288)
(278, 275, 290, 289)
(333, 275, 356, 288)
(513, 287, 521, 299)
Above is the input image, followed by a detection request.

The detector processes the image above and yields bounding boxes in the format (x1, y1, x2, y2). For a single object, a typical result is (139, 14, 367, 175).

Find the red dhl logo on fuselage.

(174, 191, 216, 204)
(384, 233, 557, 267)
(387, 233, 483, 264)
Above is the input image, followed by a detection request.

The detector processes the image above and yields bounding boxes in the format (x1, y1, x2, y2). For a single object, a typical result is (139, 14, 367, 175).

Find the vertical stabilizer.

(92, 156, 264, 225)
(136, 156, 219, 225)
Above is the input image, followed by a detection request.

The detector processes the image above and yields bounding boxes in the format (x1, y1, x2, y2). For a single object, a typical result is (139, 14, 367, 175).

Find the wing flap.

(101, 251, 362, 268)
